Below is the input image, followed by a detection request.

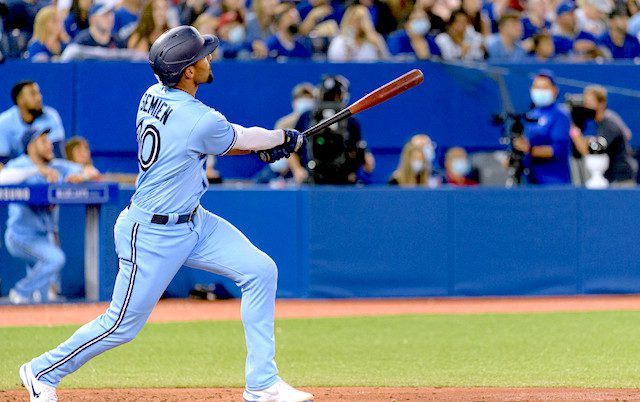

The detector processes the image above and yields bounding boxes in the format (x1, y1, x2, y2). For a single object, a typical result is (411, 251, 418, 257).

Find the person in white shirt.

(327, 4, 390, 61)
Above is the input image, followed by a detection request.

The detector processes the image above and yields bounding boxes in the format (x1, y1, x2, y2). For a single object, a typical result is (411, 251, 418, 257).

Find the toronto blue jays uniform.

(28, 83, 281, 391)
(0, 106, 66, 161)
(4, 155, 81, 302)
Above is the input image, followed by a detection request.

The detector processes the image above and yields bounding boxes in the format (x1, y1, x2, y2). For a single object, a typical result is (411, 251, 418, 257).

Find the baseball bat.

(302, 69, 424, 138)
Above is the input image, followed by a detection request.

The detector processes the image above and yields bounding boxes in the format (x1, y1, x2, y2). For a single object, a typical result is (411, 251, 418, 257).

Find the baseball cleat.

(20, 362, 58, 401)
(243, 380, 314, 402)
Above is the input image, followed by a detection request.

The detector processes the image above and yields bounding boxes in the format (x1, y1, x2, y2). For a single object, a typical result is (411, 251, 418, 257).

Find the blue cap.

(21, 127, 50, 153)
(556, 2, 576, 16)
(88, 3, 113, 18)
(534, 69, 557, 86)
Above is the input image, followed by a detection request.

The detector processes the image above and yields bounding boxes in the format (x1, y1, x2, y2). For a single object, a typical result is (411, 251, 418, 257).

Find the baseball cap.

(88, 3, 113, 18)
(556, 2, 576, 16)
(534, 69, 557, 86)
(21, 127, 50, 153)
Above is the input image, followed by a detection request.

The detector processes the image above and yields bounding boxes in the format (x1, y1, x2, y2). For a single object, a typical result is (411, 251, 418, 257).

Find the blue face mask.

(530, 89, 555, 107)
(423, 145, 435, 162)
(409, 18, 431, 36)
(451, 158, 471, 176)
(269, 158, 289, 174)
(294, 98, 315, 114)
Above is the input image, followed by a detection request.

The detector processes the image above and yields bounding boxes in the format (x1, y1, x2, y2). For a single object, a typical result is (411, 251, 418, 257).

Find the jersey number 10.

(136, 122, 161, 171)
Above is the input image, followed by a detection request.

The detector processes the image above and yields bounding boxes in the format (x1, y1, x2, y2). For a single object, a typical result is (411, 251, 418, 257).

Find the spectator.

(551, 3, 599, 60)
(64, 0, 92, 39)
(192, 13, 218, 36)
(598, 8, 640, 58)
(112, 0, 144, 42)
(127, 0, 171, 52)
(26, 6, 70, 61)
(570, 85, 635, 186)
(485, 11, 526, 61)
(72, 4, 123, 48)
(327, 4, 390, 61)
(629, 5, 640, 40)
(388, 140, 436, 187)
(512, 70, 572, 185)
(2, 0, 41, 58)
(249, 0, 280, 40)
(387, 5, 442, 60)
(521, 0, 551, 40)
(293, 75, 375, 184)
(276, 82, 316, 129)
(353, 0, 397, 37)
(216, 11, 257, 59)
(415, 0, 447, 35)
(2, 128, 92, 304)
(576, 0, 610, 37)
(265, 3, 313, 59)
(460, 0, 490, 36)
(178, 0, 209, 26)
(0, 80, 66, 163)
(531, 31, 555, 61)
(296, 0, 341, 56)
(443, 147, 479, 185)
(435, 9, 484, 61)
(386, 0, 414, 28)
(66, 135, 137, 183)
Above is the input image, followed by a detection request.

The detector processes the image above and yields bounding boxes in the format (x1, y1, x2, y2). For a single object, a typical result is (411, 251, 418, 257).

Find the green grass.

(2, 311, 640, 389)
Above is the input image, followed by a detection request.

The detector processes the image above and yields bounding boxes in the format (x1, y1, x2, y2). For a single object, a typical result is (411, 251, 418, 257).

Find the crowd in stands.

(1, 0, 640, 62)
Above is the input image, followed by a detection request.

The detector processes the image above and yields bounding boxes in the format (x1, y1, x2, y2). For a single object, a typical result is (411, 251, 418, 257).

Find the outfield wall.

(2, 187, 640, 300)
(1, 61, 639, 184)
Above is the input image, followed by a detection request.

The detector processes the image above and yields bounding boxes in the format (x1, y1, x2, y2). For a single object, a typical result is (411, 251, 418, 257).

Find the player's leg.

(4, 231, 65, 302)
(26, 211, 197, 388)
(184, 207, 279, 391)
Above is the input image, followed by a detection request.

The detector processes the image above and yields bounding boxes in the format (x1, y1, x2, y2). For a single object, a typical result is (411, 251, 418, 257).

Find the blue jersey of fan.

(131, 83, 237, 214)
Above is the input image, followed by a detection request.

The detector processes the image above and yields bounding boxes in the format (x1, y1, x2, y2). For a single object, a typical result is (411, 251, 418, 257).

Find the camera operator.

(512, 70, 572, 185)
(291, 75, 375, 184)
(570, 85, 635, 187)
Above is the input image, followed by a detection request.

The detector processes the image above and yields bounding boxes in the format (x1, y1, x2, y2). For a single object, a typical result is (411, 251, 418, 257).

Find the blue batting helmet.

(148, 26, 219, 87)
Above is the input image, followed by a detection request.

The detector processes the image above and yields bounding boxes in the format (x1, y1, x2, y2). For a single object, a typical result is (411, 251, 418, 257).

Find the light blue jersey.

(0, 106, 65, 159)
(131, 84, 236, 214)
(5, 155, 82, 236)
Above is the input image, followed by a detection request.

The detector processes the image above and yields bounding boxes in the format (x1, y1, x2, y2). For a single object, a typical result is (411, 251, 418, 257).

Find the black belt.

(150, 206, 198, 225)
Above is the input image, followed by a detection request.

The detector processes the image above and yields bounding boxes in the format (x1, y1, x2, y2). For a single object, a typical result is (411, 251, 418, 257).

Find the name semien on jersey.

(139, 94, 174, 125)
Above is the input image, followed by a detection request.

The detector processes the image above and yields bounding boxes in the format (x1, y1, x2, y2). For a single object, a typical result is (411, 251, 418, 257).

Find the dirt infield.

(3, 295, 640, 401)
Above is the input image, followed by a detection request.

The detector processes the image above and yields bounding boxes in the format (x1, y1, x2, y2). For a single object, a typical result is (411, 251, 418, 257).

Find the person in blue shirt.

(598, 9, 640, 59)
(387, 6, 441, 60)
(73, 4, 124, 48)
(64, 0, 92, 39)
(3, 127, 91, 304)
(112, 0, 143, 42)
(513, 70, 572, 185)
(485, 12, 527, 61)
(26, 6, 69, 62)
(521, 0, 551, 39)
(551, 3, 598, 59)
(265, 3, 312, 59)
(0, 81, 66, 163)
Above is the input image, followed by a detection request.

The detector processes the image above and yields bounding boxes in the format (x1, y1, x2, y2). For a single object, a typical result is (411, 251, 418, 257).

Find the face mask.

(423, 145, 435, 162)
(227, 25, 246, 44)
(410, 160, 425, 174)
(294, 98, 315, 114)
(451, 158, 471, 176)
(409, 18, 431, 36)
(287, 24, 299, 35)
(530, 88, 555, 107)
(269, 157, 289, 174)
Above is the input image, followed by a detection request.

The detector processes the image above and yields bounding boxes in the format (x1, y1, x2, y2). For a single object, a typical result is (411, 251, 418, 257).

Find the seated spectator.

(386, 0, 414, 27)
(629, 6, 640, 40)
(551, 3, 599, 60)
(127, 0, 171, 52)
(112, 0, 144, 42)
(26, 6, 70, 61)
(66, 135, 137, 183)
(276, 82, 316, 130)
(178, 0, 209, 26)
(352, 0, 397, 37)
(327, 4, 390, 61)
(485, 11, 526, 61)
(531, 31, 555, 61)
(265, 3, 313, 59)
(435, 9, 484, 61)
(460, 0, 490, 36)
(297, 0, 341, 56)
(0, 80, 66, 162)
(64, 0, 92, 39)
(443, 146, 479, 186)
(598, 9, 640, 59)
(192, 13, 218, 36)
(248, 0, 280, 40)
(576, 0, 610, 37)
(387, 5, 442, 60)
(415, 0, 447, 35)
(72, 4, 123, 48)
(521, 0, 551, 40)
(388, 140, 436, 187)
(216, 11, 257, 59)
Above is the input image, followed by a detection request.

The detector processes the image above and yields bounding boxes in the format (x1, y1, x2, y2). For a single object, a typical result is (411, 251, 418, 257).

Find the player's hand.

(282, 129, 305, 154)
(257, 145, 291, 163)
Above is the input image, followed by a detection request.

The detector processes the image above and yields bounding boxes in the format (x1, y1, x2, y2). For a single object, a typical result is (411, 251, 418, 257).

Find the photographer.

(512, 70, 571, 185)
(570, 85, 635, 186)
(292, 75, 374, 184)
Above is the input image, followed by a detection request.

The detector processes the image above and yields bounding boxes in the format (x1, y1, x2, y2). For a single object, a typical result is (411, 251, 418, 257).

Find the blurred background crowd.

(1, 0, 640, 62)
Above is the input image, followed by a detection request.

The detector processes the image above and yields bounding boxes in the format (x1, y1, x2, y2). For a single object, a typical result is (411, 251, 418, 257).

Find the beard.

(28, 108, 44, 119)
(205, 71, 213, 84)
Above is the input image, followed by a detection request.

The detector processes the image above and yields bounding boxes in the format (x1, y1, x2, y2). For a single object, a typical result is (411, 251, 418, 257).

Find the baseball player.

(19, 26, 313, 402)
(2, 128, 94, 305)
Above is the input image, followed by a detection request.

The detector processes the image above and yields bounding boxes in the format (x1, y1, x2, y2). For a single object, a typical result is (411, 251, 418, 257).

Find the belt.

(151, 206, 198, 225)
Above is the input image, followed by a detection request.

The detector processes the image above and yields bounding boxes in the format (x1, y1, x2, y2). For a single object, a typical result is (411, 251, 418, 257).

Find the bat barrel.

(348, 69, 424, 115)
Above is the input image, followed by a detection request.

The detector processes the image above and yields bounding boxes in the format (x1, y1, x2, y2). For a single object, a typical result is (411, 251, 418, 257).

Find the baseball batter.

(19, 26, 313, 402)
